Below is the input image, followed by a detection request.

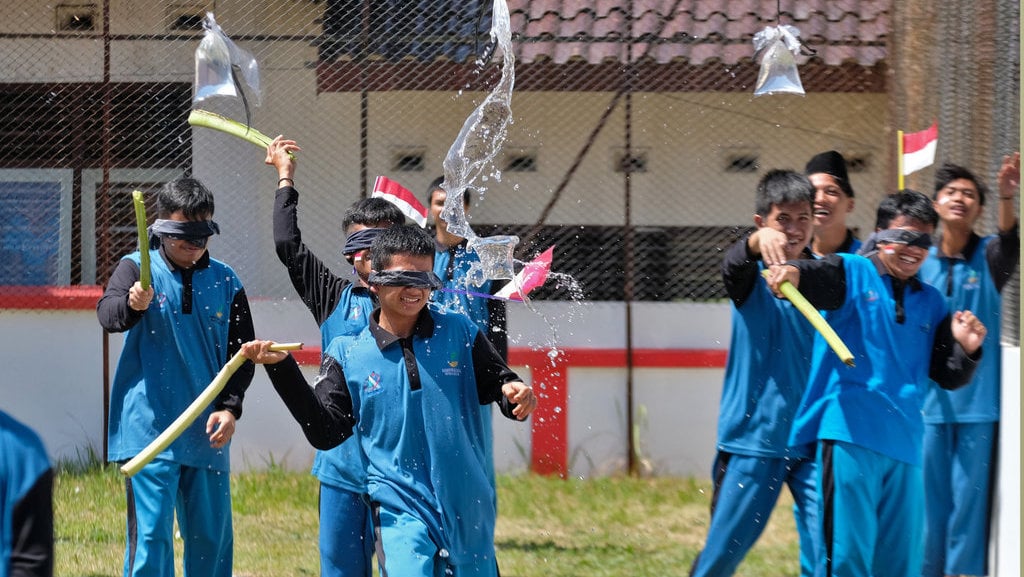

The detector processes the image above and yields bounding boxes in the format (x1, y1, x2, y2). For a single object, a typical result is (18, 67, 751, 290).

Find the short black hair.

(874, 193, 900, 230)
(884, 189, 939, 229)
(754, 169, 815, 217)
(157, 177, 214, 219)
(934, 162, 988, 206)
(425, 176, 471, 208)
(369, 224, 435, 271)
(805, 150, 855, 197)
(342, 197, 405, 231)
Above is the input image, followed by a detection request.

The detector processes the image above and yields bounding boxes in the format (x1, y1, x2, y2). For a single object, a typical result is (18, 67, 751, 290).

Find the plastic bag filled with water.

(753, 25, 805, 97)
(193, 12, 261, 106)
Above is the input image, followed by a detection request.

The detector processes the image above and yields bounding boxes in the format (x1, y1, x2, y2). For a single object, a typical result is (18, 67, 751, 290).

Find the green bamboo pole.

(131, 190, 150, 290)
(187, 109, 293, 158)
(120, 342, 303, 476)
(761, 270, 856, 367)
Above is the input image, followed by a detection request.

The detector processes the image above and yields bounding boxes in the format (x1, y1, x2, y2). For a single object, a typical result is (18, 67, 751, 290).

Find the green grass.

(55, 465, 799, 577)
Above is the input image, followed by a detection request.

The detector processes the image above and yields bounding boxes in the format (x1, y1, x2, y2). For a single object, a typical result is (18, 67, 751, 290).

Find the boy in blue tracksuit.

(919, 156, 1019, 577)
(0, 409, 53, 577)
(265, 136, 405, 577)
(425, 177, 508, 493)
(691, 170, 819, 577)
(241, 224, 537, 577)
(98, 178, 255, 577)
(766, 190, 987, 577)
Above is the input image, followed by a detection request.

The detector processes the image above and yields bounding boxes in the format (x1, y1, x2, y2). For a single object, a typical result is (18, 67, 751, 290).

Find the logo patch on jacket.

(442, 351, 462, 377)
(363, 371, 383, 395)
(963, 268, 981, 290)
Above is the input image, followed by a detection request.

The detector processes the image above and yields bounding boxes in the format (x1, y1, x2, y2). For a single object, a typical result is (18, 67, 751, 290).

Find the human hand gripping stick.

(762, 266, 855, 367)
(240, 341, 539, 420)
(120, 342, 303, 476)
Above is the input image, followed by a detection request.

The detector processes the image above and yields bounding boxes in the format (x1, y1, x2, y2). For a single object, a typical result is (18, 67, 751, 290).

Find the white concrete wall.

(993, 346, 1020, 577)
(0, 301, 729, 478)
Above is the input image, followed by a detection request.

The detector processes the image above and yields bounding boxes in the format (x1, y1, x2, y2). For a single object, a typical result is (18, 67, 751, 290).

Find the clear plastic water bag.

(194, 13, 261, 105)
(467, 235, 520, 285)
(753, 25, 805, 97)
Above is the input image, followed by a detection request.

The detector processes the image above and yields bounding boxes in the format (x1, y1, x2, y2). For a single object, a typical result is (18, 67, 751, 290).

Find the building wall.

(1, 301, 728, 478)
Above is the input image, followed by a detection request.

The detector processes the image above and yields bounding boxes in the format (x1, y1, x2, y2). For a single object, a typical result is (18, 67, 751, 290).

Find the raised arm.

(996, 151, 1019, 233)
(265, 137, 351, 326)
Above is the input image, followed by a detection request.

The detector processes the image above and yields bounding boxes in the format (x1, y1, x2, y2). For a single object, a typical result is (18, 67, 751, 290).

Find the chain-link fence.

(0, 1, 1017, 313)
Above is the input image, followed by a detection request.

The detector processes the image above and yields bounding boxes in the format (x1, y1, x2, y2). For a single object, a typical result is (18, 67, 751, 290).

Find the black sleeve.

(788, 255, 848, 310)
(486, 291, 508, 360)
(471, 331, 522, 420)
(720, 235, 761, 307)
(273, 186, 352, 326)
(929, 314, 982, 390)
(987, 224, 1020, 293)
(263, 354, 356, 450)
(215, 289, 257, 419)
(10, 468, 54, 577)
(96, 259, 146, 333)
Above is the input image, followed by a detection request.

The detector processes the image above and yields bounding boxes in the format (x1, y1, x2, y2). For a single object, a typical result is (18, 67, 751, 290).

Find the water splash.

(439, 0, 518, 283)
(512, 268, 588, 363)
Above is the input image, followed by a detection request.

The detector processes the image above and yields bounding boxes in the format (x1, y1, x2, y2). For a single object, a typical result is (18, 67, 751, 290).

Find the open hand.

(997, 152, 1020, 199)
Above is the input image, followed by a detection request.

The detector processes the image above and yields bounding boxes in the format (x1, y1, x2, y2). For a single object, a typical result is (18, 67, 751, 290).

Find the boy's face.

(809, 173, 854, 231)
(877, 215, 934, 280)
(161, 210, 210, 270)
(371, 253, 434, 322)
(754, 200, 814, 261)
(429, 188, 448, 231)
(933, 177, 982, 227)
(428, 188, 470, 234)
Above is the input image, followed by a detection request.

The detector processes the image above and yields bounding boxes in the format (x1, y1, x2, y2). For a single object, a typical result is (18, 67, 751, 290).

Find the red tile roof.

(507, 0, 890, 66)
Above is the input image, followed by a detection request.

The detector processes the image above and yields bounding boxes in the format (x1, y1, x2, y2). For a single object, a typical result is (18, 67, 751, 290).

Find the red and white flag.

(901, 122, 938, 176)
(494, 245, 555, 301)
(372, 176, 428, 227)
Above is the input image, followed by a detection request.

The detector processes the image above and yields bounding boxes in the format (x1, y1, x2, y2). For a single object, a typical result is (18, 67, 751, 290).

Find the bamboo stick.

(120, 342, 303, 476)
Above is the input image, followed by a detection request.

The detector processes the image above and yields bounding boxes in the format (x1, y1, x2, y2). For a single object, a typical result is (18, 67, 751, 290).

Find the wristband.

(278, 177, 294, 187)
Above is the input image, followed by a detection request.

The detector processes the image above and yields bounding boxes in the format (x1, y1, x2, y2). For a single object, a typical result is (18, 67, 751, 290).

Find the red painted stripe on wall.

(295, 345, 727, 478)
(0, 286, 104, 310)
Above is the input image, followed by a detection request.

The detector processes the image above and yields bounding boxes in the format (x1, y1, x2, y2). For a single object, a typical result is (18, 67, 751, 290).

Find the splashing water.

(439, 0, 518, 283)
(431, 0, 591, 373)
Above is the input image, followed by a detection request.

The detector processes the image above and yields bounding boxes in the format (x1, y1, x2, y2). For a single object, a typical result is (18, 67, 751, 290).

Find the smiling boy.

(691, 169, 819, 577)
(241, 224, 536, 577)
(765, 190, 987, 577)
(805, 150, 860, 256)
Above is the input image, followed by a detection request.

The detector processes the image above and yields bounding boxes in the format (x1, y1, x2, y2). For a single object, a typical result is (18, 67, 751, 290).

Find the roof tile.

(507, 0, 890, 66)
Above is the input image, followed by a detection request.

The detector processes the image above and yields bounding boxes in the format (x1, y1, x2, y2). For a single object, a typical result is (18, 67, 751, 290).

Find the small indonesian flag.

(372, 176, 428, 227)
(901, 123, 938, 176)
(494, 245, 555, 301)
